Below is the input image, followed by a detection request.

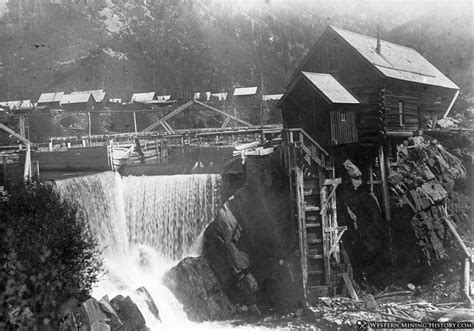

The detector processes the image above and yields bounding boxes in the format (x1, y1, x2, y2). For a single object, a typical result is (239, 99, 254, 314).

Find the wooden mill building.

(279, 25, 459, 144)
(277, 25, 460, 303)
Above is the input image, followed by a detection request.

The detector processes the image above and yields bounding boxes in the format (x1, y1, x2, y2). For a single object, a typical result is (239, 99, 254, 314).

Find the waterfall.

(55, 171, 222, 329)
(124, 174, 221, 259)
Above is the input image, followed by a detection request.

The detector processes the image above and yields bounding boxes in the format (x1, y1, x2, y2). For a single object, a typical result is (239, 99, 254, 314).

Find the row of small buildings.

(0, 87, 283, 114)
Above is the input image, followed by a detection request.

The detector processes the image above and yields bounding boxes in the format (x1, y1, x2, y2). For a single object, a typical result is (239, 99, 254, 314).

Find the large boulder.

(98, 296, 123, 330)
(163, 256, 236, 321)
(110, 295, 147, 331)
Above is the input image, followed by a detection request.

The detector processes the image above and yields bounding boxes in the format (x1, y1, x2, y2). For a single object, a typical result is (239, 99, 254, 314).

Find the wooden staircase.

(283, 128, 351, 303)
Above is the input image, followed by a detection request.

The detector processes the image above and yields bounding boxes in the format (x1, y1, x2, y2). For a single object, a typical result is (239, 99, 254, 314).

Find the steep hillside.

(0, 0, 471, 106)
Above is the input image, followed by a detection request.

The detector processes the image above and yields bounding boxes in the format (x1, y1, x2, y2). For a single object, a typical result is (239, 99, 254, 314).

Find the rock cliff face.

(338, 136, 469, 286)
(163, 152, 304, 321)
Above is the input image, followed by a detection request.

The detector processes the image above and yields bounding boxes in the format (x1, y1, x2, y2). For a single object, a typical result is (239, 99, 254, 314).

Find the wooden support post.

(19, 116, 26, 138)
(23, 143, 31, 179)
(87, 112, 92, 136)
(133, 112, 138, 133)
(2, 155, 6, 187)
(82, 139, 86, 147)
(36, 161, 40, 179)
(464, 258, 472, 307)
(342, 272, 359, 301)
(378, 144, 391, 222)
(369, 165, 374, 193)
(48, 141, 53, 151)
(296, 166, 308, 301)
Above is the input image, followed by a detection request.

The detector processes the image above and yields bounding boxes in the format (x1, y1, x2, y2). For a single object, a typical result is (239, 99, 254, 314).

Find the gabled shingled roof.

(329, 26, 459, 90)
(71, 89, 106, 103)
(61, 93, 92, 105)
(131, 92, 156, 103)
(38, 92, 64, 104)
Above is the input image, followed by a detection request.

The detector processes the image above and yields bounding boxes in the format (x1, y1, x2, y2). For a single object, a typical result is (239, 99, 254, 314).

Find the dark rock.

(163, 256, 236, 321)
(98, 297, 123, 330)
(134, 287, 161, 322)
(110, 295, 147, 331)
(78, 298, 110, 331)
(227, 241, 249, 271)
(236, 273, 258, 296)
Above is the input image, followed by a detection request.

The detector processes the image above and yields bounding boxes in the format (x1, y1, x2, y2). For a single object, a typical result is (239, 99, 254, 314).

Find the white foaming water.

(56, 171, 237, 330)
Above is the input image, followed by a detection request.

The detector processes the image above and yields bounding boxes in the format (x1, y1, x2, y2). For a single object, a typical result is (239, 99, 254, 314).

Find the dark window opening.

(341, 112, 346, 122)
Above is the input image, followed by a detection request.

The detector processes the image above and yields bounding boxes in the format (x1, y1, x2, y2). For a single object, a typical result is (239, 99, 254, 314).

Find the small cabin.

(60, 92, 96, 112)
(232, 86, 259, 124)
(279, 25, 460, 144)
(37, 92, 64, 109)
(280, 72, 359, 146)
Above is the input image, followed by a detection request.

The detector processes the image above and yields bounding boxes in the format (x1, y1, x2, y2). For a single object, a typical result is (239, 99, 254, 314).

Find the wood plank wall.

(330, 110, 358, 145)
(19, 146, 110, 171)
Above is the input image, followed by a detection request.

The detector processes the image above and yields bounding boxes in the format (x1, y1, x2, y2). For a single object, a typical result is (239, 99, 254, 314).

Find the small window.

(341, 112, 346, 122)
(398, 100, 404, 126)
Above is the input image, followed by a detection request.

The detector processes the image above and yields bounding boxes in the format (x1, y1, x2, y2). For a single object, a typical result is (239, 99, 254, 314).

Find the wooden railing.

(285, 128, 330, 169)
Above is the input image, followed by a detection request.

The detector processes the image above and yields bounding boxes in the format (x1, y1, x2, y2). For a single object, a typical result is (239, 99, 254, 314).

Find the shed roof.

(301, 72, 359, 104)
(72, 89, 106, 102)
(131, 92, 156, 103)
(234, 87, 258, 96)
(330, 26, 459, 90)
(37, 92, 64, 104)
(61, 93, 92, 105)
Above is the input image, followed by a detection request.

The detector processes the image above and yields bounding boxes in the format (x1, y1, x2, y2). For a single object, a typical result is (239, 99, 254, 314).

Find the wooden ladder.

(284, 128, 348, 303)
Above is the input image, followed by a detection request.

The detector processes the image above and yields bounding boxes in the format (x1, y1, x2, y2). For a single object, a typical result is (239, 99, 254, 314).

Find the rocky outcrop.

(389, 137, 466, 267)
(77, 298, 110, 331)
(163, 256, 236, 321)
(338, 136, 469, 285)
(98, 296, 123, 330)
(60, 289, 159, 331)
(204, 153, 303, 313)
